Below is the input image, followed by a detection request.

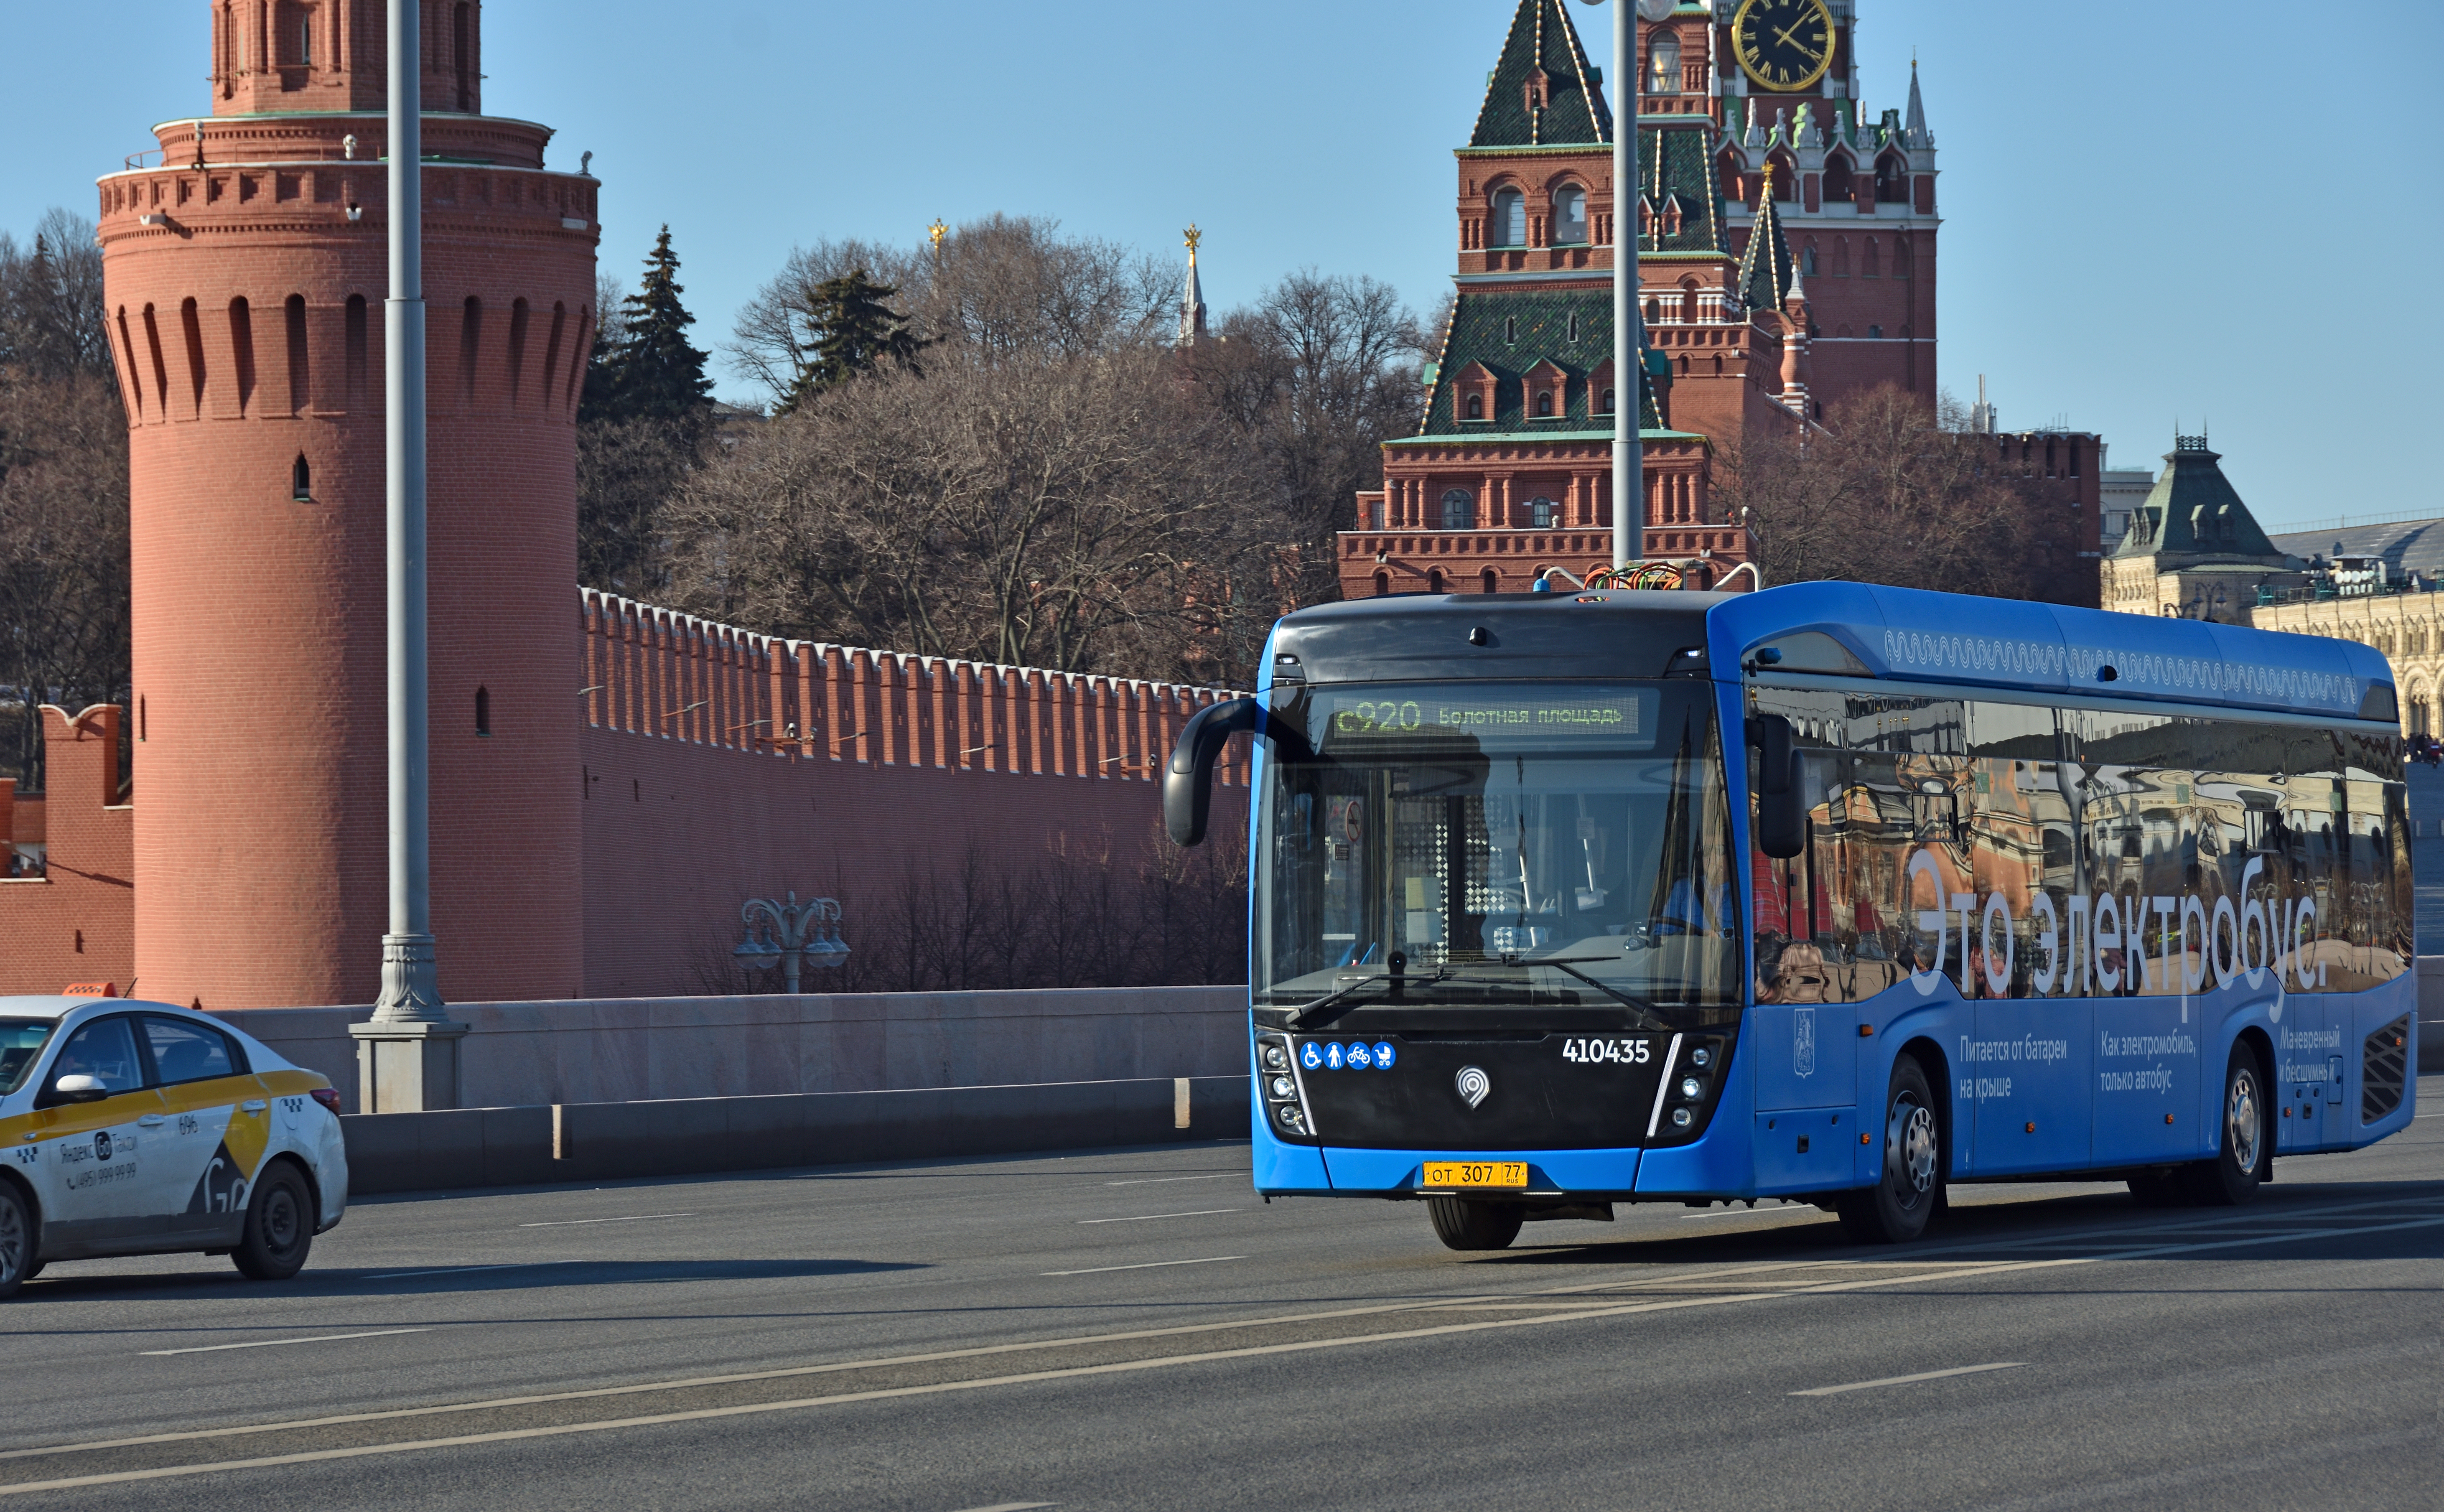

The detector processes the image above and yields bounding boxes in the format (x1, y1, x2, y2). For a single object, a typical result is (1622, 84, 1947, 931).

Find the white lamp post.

(1580, 0, 1673, 575)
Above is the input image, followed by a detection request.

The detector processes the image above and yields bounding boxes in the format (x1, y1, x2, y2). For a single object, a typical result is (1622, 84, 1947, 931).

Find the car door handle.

(241, 1100, 267, 1114)
(137, 1115, 166, 1127)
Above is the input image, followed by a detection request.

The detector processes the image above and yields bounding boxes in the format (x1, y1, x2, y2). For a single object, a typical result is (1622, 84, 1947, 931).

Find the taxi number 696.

(1561, 1037, 1650, 1065)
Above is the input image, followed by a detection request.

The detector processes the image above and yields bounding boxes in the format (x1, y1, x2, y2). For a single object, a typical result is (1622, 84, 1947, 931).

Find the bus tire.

(2182, 1043, 2269, 1206)
(1839, 1056, 1942, 1244)
(1428, 1197, 1525, 1251)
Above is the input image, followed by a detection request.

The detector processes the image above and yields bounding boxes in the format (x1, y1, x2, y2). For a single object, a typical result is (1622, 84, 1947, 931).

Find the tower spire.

(1177, 225, 1208, 347)
(1904, 57, 1931, 147)
(1736, 166, 1795, 313)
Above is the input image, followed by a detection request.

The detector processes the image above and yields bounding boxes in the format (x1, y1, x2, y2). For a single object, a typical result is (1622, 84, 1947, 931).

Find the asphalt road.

(1, 1080, 2438, 1511)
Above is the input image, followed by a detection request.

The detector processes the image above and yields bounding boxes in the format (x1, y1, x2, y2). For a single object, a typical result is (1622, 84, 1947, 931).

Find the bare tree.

(1715, 385, 2061, 601)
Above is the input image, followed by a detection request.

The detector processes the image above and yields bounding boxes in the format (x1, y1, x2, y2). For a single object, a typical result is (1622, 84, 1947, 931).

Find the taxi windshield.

(0, 1020, 58, 1095)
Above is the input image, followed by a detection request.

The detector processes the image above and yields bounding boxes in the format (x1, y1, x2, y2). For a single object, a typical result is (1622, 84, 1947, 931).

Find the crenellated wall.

(572, 591, 1250, 999)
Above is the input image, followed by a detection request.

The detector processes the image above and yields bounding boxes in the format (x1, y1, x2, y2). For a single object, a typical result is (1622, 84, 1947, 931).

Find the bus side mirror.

(1745, 714, 1806, 860)
(1165, 697, 1260, 847)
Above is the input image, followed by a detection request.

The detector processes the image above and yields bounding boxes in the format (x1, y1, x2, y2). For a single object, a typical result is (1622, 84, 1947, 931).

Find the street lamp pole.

(352, 0, 460, 1112)
(735, 892, 850, 995)
(1589, 0, 1670, 574)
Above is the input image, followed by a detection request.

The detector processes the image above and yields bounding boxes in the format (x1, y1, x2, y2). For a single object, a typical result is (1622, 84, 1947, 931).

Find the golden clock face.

(1731, 0, 1835, 93)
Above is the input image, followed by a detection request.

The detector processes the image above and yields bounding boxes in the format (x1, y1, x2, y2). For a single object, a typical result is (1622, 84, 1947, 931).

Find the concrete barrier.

(341, 1074, 1253, 1195)
(219, 986, 1248, 1115)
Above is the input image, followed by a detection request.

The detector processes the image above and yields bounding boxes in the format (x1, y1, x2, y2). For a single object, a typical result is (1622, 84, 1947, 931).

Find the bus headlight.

(1263, 1044, 1289, 1070)
(1270, 1075, 1297, 1100)
(1257, 1034, 1314, 1140)
(1277, 1105, 1307, 1133)
(1690, 1047, 1712, 1069)
(1671, 1107, 1694, 1128)
(1680, 1076, 1703, 1100)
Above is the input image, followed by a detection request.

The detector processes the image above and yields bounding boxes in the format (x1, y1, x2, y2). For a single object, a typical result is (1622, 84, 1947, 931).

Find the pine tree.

(581, 226, 713, 424)
(778, 270, 925, 414)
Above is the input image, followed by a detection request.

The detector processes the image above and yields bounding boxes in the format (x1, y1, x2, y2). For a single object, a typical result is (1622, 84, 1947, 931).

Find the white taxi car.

(0, 996, 348, 1297)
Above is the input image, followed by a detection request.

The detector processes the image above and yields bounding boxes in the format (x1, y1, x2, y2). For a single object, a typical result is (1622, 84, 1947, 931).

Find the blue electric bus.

(1163, 581, 2419, 1247)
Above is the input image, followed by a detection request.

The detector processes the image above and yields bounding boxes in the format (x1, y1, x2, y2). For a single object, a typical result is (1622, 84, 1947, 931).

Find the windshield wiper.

(1522, 959, 1673, 1031)
(1285, 967, 1451, 1028)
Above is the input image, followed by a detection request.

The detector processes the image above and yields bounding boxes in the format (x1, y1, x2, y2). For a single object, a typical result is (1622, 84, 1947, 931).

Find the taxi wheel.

(0, 1184, 29, 1300)
(233, 1163, 314, 1281)
(1428, 1197, 1524, 1251)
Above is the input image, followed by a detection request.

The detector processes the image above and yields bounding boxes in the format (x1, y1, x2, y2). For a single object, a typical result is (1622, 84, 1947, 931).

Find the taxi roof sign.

(62, 981, 117, 997)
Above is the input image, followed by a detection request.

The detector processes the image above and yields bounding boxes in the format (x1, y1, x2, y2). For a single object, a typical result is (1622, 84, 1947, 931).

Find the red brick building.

(1339, 0, 1942, 598)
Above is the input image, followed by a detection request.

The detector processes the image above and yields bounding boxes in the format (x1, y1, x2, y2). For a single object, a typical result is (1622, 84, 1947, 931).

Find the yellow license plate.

(1422, 1161, 1529, 1189)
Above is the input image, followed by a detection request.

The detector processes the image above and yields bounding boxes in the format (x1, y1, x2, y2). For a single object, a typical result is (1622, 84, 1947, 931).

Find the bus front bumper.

(1254, 1102, 1759, 1200)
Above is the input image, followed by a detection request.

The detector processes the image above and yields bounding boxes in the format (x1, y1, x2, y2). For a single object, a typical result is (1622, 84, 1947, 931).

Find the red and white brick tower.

(98, 1, 596, 1008)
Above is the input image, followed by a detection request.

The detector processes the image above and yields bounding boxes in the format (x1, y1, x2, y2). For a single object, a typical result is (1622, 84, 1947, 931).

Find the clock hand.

(1772, 19, 1811, 51)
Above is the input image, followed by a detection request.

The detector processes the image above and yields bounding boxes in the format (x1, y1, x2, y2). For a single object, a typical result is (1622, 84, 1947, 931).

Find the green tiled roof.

(1417, 288, 1666, 436)
(1736, 180, 1794, 313)
(1471, 0, 1612, 148)
(2111, 440, 2284, 560)
(1637, 122, 1724, 256)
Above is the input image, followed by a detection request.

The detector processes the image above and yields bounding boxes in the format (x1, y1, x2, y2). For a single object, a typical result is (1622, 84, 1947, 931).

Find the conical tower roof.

(1469, 0, 1613, 148)
(1736, 169, 1796, 312)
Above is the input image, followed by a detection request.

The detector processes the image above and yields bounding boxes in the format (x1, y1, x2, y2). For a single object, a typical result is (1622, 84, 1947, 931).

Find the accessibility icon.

(1373, 1041, 1397, 1069)
(1300, 1042, 1323, 1070)
(1347, 1042, 1374, 1069)
(1324, 1043, 1346, 1070)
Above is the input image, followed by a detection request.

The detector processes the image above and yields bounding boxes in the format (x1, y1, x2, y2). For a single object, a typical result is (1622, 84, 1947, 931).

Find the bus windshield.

(1255, 681, 1741, 1026)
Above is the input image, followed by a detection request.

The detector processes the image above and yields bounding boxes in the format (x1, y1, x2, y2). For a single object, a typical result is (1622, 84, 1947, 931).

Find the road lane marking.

(1102, 1173, 1237, 1186)
(366, 1265, 525, 1280)
(949, 1504, 1058, 1512)
(1791, 1362, 2024, 1396)
(1041, 1256, 1245, 1276)
(15, 1195, 2437, 1472)
(140, 1330, 430, 1358)
(1077, 1210, 1242, 1224)
(0, 1263, 2122, 1495)
(519, 1213, 697, 1228)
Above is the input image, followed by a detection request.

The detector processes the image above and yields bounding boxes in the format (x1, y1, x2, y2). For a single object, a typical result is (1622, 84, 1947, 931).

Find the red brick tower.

(99, 1, 595, 1008)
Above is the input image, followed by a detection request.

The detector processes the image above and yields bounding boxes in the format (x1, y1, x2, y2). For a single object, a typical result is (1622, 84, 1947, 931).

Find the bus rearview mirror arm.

(1745, 714, 1806, 860)
(1166, 698, 1261, 846)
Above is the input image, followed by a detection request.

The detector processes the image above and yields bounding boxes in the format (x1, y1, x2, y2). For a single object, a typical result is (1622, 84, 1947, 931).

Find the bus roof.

(1707, 581, 2395, 722)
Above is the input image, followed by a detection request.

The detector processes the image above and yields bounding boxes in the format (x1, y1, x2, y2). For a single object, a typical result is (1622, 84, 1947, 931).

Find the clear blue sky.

(5, 1, 2435, 530)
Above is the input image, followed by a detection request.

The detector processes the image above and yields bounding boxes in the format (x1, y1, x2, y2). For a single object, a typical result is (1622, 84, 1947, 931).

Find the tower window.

(1490, 188, 1525, 248)
(1599, 387, 1616, 414)
(291, 454, 311, 500)
(1553, 186, 1587, 245)
(1504, 316, 1517, 346)
(1868, 324, 1883, 339)
(1824, 153, 1854, 203)
(1644, 297, 1661, 323)
(1465, 394, 1484, 420)
(1535, 390, 1554, 417)
(1481, 568, 1499, 595)
(1529, 497, 1557, 528)
(475, 687, 491, 737)
(1428, 568, 1447, 593)
(1646, 31, 1680, 94)
(1441, 489, 1476, 530)
(1566, 311, 1580, 343)
(1801, 244, 1817, 276)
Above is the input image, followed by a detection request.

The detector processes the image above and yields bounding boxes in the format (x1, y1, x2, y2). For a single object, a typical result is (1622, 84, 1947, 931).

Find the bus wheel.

(1428, 1197, 1525, 1251)
(1839, 1057, 1942, 1244)
(2182, 1044, 2269, 1206)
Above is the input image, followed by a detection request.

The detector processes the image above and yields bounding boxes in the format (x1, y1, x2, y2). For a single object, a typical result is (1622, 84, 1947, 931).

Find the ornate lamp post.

(733, 892, 849, 995)
(1579, 0, 1675, 575)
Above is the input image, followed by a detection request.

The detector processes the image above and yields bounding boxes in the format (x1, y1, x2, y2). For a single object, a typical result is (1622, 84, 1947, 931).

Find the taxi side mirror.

(46, 1074, 109, 1105)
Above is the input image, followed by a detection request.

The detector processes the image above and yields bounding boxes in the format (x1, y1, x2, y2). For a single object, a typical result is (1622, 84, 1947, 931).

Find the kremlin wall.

(0, 1, 1247, 1012)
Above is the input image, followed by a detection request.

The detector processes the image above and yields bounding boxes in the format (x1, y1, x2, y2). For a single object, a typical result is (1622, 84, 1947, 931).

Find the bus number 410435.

(1562, 1038, 1651, 1065)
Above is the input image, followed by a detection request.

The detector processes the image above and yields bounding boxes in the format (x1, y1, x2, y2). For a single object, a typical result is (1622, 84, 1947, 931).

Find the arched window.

(1599, 387, 1616, 414)
(1553, 185, 1587, 244)
(475, 686, 491, 737)
(1481, 568, 1500, 595)
(1875, 153, 1908, 203)
(1646, 31, 1681, 94)
(1868, 324, 1883, 339)
(1528, 497, 1557, 528)
(1373, 570, 1391, 597)
(291, 454, 311, 500)
(1535, 389, 1554, 417)
(1645, 297, 1662, 323)
(1823, 153, 1854, 204)
(1801, 244, 1818, 276)
(1680, 284, 1699, 322)
(1767, 153, 1797, 201)
(1862, 239, 1881, 277)
(1893, 239, 1913, 278)
(1490, 188, 1525, 247)
(1428, 568, 1447, 593)
(1465, 393, 1484, 420)
(1832, 238, 1850, 277)
(1440, 489, 1476, 529)
(1566, 311, 1580, 343)
(1504, 316, 1517, 345)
